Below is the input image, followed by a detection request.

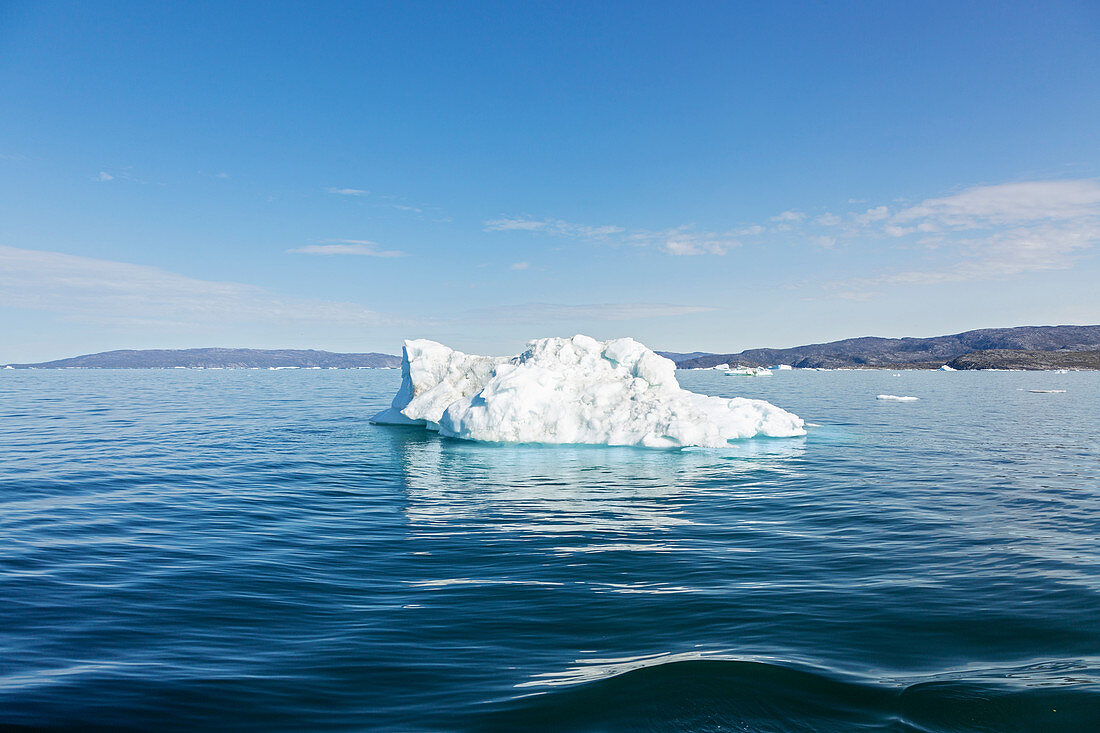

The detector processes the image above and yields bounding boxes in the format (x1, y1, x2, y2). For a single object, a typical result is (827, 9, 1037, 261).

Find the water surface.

(2, 369, 1098, 730)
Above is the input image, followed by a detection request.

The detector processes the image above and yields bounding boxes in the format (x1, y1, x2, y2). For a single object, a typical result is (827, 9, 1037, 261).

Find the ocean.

(2, 368, 1098, 731)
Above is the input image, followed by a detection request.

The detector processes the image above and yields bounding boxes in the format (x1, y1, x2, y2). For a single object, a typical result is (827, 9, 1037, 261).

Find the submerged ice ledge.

(371, 335, 805, 449)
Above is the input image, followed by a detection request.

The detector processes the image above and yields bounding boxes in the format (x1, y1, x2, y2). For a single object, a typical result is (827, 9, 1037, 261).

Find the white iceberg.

(373, 335, 805, 448)
(877, 394, 919, 401)
(939, 364, 956, 371)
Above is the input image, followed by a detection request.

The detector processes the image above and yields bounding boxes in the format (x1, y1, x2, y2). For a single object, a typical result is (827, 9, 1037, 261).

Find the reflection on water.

(390, 431, 807, 544)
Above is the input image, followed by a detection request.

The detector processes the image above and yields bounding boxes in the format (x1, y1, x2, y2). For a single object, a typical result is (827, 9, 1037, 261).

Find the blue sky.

(1, 1, 1098, 362)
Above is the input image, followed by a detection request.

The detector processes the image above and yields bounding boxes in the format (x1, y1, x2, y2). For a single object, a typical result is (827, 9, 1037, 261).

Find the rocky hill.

(673, 325, 1100, 369)
(945, 349, 1100, 371)
(7, 348, 400, 369)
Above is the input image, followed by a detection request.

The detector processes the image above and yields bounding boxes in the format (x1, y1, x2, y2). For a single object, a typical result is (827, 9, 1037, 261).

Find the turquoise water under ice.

(2, 368, 1098, 730)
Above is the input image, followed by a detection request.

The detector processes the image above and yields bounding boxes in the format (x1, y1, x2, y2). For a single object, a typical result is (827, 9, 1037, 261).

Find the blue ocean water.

(1, 368, 1098, 731)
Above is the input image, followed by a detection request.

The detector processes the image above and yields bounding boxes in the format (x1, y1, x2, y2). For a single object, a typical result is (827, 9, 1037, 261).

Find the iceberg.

(877, 394, 919, 401)
(373, 335, 805, 448)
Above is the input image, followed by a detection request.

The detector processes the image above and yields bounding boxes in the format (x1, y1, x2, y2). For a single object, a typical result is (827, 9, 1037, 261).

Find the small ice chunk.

(1028, 389, 1066, 394)
(877, 394, 919, 401)
(939, 364, 956, 371)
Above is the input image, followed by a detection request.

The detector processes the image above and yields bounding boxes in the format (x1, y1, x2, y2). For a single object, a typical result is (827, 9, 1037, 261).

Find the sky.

(1, 1, 1099, 362)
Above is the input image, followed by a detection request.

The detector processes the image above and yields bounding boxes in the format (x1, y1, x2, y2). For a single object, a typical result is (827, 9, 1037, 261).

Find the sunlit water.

(2, 368, 1098, 731)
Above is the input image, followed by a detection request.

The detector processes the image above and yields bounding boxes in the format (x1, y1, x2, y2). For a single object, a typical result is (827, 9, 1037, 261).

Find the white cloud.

(94, 171, 114, 182)
(0, 245, 395, 329)
(854, 205, 890, 225)
(327, 187, 368, 196)
(215, 172, 230, 179)
(771, 210, 805, 223)
(288, 240, 406, 258)
(510, 261, 530, 270)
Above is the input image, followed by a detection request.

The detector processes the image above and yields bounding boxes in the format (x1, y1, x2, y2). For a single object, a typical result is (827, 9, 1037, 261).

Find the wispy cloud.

(288, 239, 406, 258)
(484, 179, 1100, 287)
(92, 167, 155, 185)
(467, 302, 715, 323)
(626, 226, 741, 255)
(484, 217, 738, 255)
(892, 180, 1100, 227)
(326, 187, 368, 196)
(485, 218, 549, 232)
(821, 179, 1100, 297)
(0, 245, 397, 329)
(484, 217, 625, 238)
(510, 261, 530, 270)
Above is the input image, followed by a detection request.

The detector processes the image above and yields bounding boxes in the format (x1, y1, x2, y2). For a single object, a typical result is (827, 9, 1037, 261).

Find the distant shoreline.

(6, 324, 1099, 371)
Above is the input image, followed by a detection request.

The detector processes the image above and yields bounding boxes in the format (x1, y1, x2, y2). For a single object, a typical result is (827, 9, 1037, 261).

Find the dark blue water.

(2, 368, 1098, 731)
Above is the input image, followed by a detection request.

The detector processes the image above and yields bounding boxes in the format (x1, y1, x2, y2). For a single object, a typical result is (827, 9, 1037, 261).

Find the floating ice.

(373, 335, 805, 448)
(1028, 389, 1066, 394)
(877, 394, 919, 401)
(726, 366, 770, 377)
(939, 364, 957, 371)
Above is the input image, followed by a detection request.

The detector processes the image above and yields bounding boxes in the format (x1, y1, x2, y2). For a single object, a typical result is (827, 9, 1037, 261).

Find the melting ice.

(372, 335, 805, 448)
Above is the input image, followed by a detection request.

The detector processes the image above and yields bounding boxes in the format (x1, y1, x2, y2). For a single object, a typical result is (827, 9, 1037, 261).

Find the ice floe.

(877, 394, 919, 401)
(372, 335, 805, 448)
(725, 366, 770, 377)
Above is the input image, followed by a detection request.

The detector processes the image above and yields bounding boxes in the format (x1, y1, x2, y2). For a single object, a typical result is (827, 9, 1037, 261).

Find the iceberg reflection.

(387, 431, 806, 542)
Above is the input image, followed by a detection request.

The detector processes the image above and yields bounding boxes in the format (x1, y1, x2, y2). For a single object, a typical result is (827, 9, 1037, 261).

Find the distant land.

(5, 348, 400, 370)
(945, 349, 1100, 371)
(673, 325, 1100, 370)
(5, 325, 1100, 370)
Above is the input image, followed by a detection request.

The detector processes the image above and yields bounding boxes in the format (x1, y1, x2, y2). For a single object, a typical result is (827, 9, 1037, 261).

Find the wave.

(472, 658, 1100, 732)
